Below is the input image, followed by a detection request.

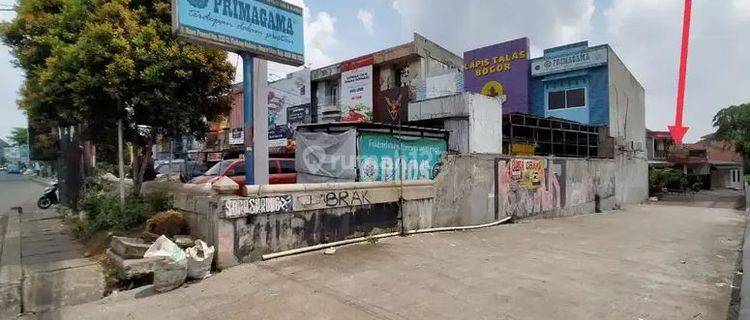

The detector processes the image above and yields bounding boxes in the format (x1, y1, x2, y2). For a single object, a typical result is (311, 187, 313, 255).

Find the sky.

(2, 0, 750, 142)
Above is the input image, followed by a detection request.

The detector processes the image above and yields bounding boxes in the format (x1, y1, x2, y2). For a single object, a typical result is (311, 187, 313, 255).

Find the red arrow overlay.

(668, 0, 692, 144)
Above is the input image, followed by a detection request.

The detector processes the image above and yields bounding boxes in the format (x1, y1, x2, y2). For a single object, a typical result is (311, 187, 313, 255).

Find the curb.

(30, 176, 54, 186)
(739, 208, 750, 320)
(0, 208, 23, 318)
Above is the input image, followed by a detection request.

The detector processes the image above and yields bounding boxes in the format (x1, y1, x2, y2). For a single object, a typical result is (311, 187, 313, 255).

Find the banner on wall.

(358, 132, 447, 182)
(509, 158, 545, 189)
(340, 57, 374, 122)
(464, 38, 530, 114)
(229, 128, 244, 145)
(268, 69, 310, 148)
(374, 87, 409, 124)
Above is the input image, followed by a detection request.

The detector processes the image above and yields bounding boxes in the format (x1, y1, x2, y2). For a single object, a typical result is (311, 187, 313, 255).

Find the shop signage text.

(172, 0, 304, 65)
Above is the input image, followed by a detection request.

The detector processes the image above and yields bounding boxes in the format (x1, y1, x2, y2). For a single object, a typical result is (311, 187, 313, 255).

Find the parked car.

(7, 164, 21, 174)
(188, 158, 296, 187)
(154, 160, 207, 182)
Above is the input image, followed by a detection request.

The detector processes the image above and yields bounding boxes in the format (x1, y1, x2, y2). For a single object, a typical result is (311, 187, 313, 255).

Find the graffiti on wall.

(294, 189, 374, 211)
(497, 159, 561, 217)
(223, 196, 293, 219)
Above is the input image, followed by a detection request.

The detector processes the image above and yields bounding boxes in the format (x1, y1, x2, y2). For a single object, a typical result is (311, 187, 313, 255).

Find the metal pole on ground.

(242, 53, 255, 186)
(117, 119, 125, 208)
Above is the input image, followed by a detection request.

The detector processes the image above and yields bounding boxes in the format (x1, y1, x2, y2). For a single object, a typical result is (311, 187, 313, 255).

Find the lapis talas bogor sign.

(172, 0, 304, 66)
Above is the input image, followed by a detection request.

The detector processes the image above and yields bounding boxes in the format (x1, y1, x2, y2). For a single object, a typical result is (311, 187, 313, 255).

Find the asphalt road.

(41, 201, 746, 320)
(0, 173, 44, 213)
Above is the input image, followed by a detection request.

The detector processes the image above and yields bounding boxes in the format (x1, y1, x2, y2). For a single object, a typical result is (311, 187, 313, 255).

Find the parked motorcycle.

(37, 181, 59, 210)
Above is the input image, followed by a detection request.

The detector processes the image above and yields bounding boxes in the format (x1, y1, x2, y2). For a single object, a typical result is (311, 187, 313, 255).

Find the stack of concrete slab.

(106, 236, 161, 280)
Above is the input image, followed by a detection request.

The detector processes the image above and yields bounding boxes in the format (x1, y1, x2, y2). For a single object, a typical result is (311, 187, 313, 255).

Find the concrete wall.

(467, 94, 503, 154)
(408, 93, 503, 154)
(608, 49, 648, 206)
(432, 155, 623, 227)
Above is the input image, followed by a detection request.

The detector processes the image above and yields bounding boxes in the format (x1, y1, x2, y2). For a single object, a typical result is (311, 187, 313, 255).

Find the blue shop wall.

(530, 65, 609, 126)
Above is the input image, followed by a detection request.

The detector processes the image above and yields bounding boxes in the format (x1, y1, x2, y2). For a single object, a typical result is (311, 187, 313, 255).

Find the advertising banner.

(509, 158, 545, 189)
(464, 38, 530, 113)
(340, 57, 374, 122)
(229, 128, 244, 145)
(172, 0, 304, 66)
(531, 46, 607, 76)
(357, 132, 447, 182)
(268, 69, 310, 147)
(374, 87, 409, 124)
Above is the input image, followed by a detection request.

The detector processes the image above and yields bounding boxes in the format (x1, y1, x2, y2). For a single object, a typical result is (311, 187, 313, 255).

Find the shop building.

(310, 33, 464, 124)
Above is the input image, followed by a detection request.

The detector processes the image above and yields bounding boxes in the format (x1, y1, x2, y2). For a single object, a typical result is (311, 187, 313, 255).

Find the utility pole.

(117, 119, 125, 208)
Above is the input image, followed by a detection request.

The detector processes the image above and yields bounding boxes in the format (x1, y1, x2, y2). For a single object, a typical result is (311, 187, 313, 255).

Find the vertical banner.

(464, 38, 530, 113)
(357, 132, 447, 182)
(340, 57, 374, 122)
(374, 87, 409, 124)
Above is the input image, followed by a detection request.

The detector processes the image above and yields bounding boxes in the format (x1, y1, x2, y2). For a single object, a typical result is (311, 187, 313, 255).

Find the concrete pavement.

(38, 203, 745, 320)
(0, 173, 104, 316)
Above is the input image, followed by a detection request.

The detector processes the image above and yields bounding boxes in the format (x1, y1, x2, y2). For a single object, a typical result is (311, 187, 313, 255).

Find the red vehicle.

(188, 158, 296, 187)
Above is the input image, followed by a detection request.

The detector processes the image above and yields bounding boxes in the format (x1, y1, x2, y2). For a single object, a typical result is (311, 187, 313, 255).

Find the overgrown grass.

(73, 179, 174, 239)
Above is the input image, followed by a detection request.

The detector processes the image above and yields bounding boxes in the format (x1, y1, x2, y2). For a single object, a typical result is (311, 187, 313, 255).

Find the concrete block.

(212, 177, 239, 194)
(106, 249, 163, 280)
(22, 258, 105, 313)
(110, 236, 151, 259)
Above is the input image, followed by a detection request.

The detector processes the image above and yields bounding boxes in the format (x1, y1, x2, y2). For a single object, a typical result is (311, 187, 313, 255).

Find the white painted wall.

(467, 93, 503, 154)
(608, 48, 648, 205)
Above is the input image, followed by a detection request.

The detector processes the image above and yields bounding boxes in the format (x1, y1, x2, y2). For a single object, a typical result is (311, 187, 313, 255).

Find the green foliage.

(143, 191, 174, 213)
(7, 127, 28, 146)
(2, 0, 234, 192)
(649, 167, 687, 195)
(78, 178, 174, 236)
(713, 103, 750, 159)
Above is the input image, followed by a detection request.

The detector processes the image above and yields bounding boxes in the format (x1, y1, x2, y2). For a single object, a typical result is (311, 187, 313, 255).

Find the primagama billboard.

(172, 0, 304, 66)
(464, 38, 530, 114)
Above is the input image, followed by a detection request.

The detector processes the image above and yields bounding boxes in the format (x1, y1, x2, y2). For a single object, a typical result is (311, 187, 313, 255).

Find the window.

(547, 88, 586, 110)
(566, 88, 586, 107)
(548, 91, 566, 110)
(280, 160, 295, 173)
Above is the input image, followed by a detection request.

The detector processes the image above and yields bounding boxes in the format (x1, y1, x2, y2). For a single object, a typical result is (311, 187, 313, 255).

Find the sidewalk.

(18, 208, 105, 314)
(40, 204, 745, 320)
(0, 175, 105, 316)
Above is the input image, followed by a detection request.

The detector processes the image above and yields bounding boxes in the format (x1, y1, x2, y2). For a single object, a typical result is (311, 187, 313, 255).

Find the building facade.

(310, 33, 464, 124)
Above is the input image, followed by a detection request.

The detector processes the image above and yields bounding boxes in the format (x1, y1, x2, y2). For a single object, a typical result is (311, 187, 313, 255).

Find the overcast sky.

(2, 0, 749, 142)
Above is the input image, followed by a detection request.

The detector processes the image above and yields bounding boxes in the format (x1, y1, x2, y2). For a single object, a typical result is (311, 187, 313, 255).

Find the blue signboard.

(172, 0, 304, 66)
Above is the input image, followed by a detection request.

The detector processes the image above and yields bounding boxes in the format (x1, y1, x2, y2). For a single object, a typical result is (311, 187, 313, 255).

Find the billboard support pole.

(242, 53, 255, 187)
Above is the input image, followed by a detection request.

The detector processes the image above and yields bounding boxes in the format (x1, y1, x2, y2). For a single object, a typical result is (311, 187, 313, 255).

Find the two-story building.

(310, 33, 464, 124)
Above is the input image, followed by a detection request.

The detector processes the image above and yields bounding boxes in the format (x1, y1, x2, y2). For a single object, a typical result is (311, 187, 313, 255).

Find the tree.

(2, 0, 234, 194)
(713, 103, 750, 158)
(7, 127, 29, 146)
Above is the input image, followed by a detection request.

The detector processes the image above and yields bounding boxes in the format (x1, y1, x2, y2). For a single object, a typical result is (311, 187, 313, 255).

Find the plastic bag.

(144, 235, 187, 292)
(185, 240, 215, 280)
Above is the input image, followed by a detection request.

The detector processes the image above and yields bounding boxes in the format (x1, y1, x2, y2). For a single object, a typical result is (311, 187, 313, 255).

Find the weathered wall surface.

(608, 49, 648, 206)
(432, 155, 628, 226)
(432, 154, 498, 227)
(468, 94, 503, 154)
(229, 181, 434, 262)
